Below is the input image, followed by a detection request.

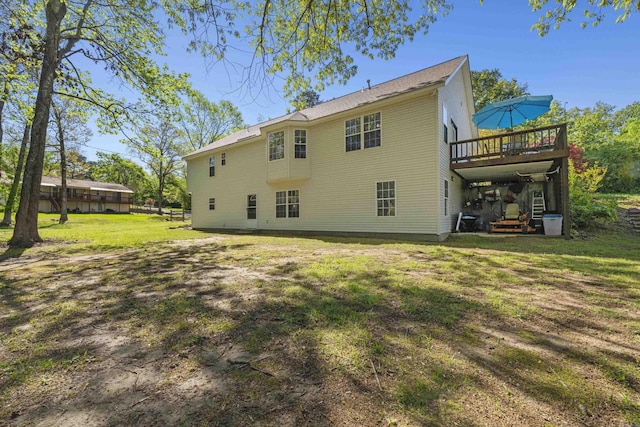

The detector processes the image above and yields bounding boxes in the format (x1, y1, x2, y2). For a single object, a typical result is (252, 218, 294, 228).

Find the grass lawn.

(1, 213, 639, 425)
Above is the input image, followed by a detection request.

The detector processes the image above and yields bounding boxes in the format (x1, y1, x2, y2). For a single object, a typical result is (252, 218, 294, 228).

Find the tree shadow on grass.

(2, 237, 639, 425)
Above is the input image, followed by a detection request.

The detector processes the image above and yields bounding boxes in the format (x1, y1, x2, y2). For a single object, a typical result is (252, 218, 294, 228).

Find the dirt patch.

(1, 236, 639, 426)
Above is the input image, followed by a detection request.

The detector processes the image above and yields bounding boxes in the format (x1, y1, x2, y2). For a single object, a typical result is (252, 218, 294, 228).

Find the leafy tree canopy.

(471, 69, 529, 112)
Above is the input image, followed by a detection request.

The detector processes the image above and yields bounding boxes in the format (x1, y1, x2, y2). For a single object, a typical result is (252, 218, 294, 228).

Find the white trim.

(89, 187, 134, 193)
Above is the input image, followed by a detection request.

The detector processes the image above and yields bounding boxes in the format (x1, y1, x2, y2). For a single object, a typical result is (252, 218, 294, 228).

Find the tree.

(50, 97, 91, 223)
(528, 0, 640, 35)
(471, 69, 529, 112)
(89, 152, 150, 205)
(290, 90, 321, 111)
(178, 91, 244, 151)
(0, 122, 29, 226)
(8, 0, 189, 247)
(126, 120, 185, 214)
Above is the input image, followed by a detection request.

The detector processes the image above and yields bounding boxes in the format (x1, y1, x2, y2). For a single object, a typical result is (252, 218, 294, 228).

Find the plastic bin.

(543, 214, 563, 236)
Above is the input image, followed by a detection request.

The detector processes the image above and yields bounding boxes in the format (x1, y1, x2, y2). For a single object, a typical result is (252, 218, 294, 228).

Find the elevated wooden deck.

(450, 124, 568, 169)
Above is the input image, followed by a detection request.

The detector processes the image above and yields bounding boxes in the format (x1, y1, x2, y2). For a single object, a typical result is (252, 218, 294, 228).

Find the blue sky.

(83, 1, 639, 161)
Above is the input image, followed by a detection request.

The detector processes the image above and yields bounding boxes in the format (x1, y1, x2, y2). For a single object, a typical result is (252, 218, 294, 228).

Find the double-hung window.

(209, 155, 215, 176)
(276, 190, 300, 218)
(346, 112, 381, 151)
(269, 131, 285, 161)
(345, 118, 361, 152)
(444, 179, 449, 216)
(294, 130, 307, 158)
(209, 197, 215, 210)
(450, 120, 458, 142)
(443, 105, 448, 144)
(376, 181, 395, 217)
(221, 152, 226, 166)
(363, 113, 381, 148)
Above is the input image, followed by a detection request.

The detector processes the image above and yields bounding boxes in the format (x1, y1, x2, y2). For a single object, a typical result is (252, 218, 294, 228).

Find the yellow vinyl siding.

(188, 90, 444, 235)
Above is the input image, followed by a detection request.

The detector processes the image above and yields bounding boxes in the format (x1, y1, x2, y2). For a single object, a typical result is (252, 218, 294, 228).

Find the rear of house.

(39, 176, 133, 214)
(185, 56, 476, 240)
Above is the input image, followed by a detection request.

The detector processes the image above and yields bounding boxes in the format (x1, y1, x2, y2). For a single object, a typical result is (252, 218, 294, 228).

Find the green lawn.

(0, 213, 639, 425)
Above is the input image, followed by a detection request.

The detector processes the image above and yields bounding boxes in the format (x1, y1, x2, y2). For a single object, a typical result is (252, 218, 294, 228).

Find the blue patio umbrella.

(472, 95, 553, 129)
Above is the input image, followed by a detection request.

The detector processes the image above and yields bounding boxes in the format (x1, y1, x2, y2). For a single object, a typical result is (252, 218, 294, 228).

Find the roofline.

(184, 80, 445, 161)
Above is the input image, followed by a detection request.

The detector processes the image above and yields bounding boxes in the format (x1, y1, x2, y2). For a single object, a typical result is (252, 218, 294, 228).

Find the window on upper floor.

(451, 119, 458, 142)
(346, 112, 381, 152)
(276, 190, 300, 218)
(364, 112, 381, 148)
(294, 129, 307, 159)
(376, 181, 396, 217)
(221, 152, 226, 165)
(443, 105, 448, 144)
(345, 118, 361, 152)
(209, 197, 215, 210)
(209, 156, 215, 176)
(269, 131, 285, 161)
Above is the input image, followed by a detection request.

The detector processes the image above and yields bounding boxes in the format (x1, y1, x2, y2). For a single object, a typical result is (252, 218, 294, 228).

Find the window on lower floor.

(376, 181, 396, 217)
(444, 179, 449, 216)
(247, 194, 256, 219)
(209, 197, 215, 210)
(276, 190, 299, 218)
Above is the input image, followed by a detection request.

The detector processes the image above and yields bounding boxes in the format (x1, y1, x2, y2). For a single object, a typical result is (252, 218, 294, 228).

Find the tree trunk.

(9, 0, 66, 247)
(156, 159, 164, 215)
(53, 102, 68, 223)
(1, 123, 30, 226)
(0, 81, 7, 163)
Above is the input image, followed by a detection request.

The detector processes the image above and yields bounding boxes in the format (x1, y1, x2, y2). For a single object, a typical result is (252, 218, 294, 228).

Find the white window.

(209, 156, 215, 176)
(376, 181, 395, 217)
(269, 131, 285, 161)
(345, 118, 361, 152)
(294, 130, 307, 159)
(276, 190, 299, 218)
(444, 180, 449, 216)
(221, 152, 226, 165)
(450, 120, 458, 142)
(346, 112, 381, 151)
(443, 105, 448, 144)
(209, 197, 215, 210)
(364, 112, 381, 148)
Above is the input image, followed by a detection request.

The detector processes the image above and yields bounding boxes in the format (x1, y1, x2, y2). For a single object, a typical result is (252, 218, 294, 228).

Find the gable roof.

(41, 176, 134, 193)
(185, 55, 469, 159)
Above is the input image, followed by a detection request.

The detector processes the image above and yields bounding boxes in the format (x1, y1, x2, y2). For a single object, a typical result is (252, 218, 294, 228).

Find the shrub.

(569, 161, 617, 229)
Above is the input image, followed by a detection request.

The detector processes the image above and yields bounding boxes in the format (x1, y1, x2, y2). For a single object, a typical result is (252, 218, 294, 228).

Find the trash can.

(543, 214, 563, 236)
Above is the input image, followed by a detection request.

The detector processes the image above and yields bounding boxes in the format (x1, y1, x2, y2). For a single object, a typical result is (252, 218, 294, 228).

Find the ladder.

(531, 190, 546, 220)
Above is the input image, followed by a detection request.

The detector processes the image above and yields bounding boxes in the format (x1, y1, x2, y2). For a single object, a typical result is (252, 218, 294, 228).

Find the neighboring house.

(185, 55, 569, 240)
(39, 176, 133, 214)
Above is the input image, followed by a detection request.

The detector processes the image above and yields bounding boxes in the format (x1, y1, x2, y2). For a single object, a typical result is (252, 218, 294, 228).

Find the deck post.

(561, 156, 571, 239)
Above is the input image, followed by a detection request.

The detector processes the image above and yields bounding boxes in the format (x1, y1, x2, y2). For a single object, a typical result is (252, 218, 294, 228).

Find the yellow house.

(184, 56, 476, 241)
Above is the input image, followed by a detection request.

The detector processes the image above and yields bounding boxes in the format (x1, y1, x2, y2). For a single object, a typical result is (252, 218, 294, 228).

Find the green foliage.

(569, 161, 617, 229)
(528, 0, 639, 35)
(289, 89, 321, 112)
(471, 69, 529, 111)
(178, 91, 245, 152)
(89, 152, 151, 205)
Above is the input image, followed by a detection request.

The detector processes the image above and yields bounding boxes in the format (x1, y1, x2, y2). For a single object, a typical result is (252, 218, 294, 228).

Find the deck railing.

(39, 193, 133, 204)
(450, 123, 567, 164)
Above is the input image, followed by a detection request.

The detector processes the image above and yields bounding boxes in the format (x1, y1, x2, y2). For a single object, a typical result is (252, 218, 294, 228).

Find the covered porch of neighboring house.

(450, 123, 570, 238)
(39, 177, 133, 214)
